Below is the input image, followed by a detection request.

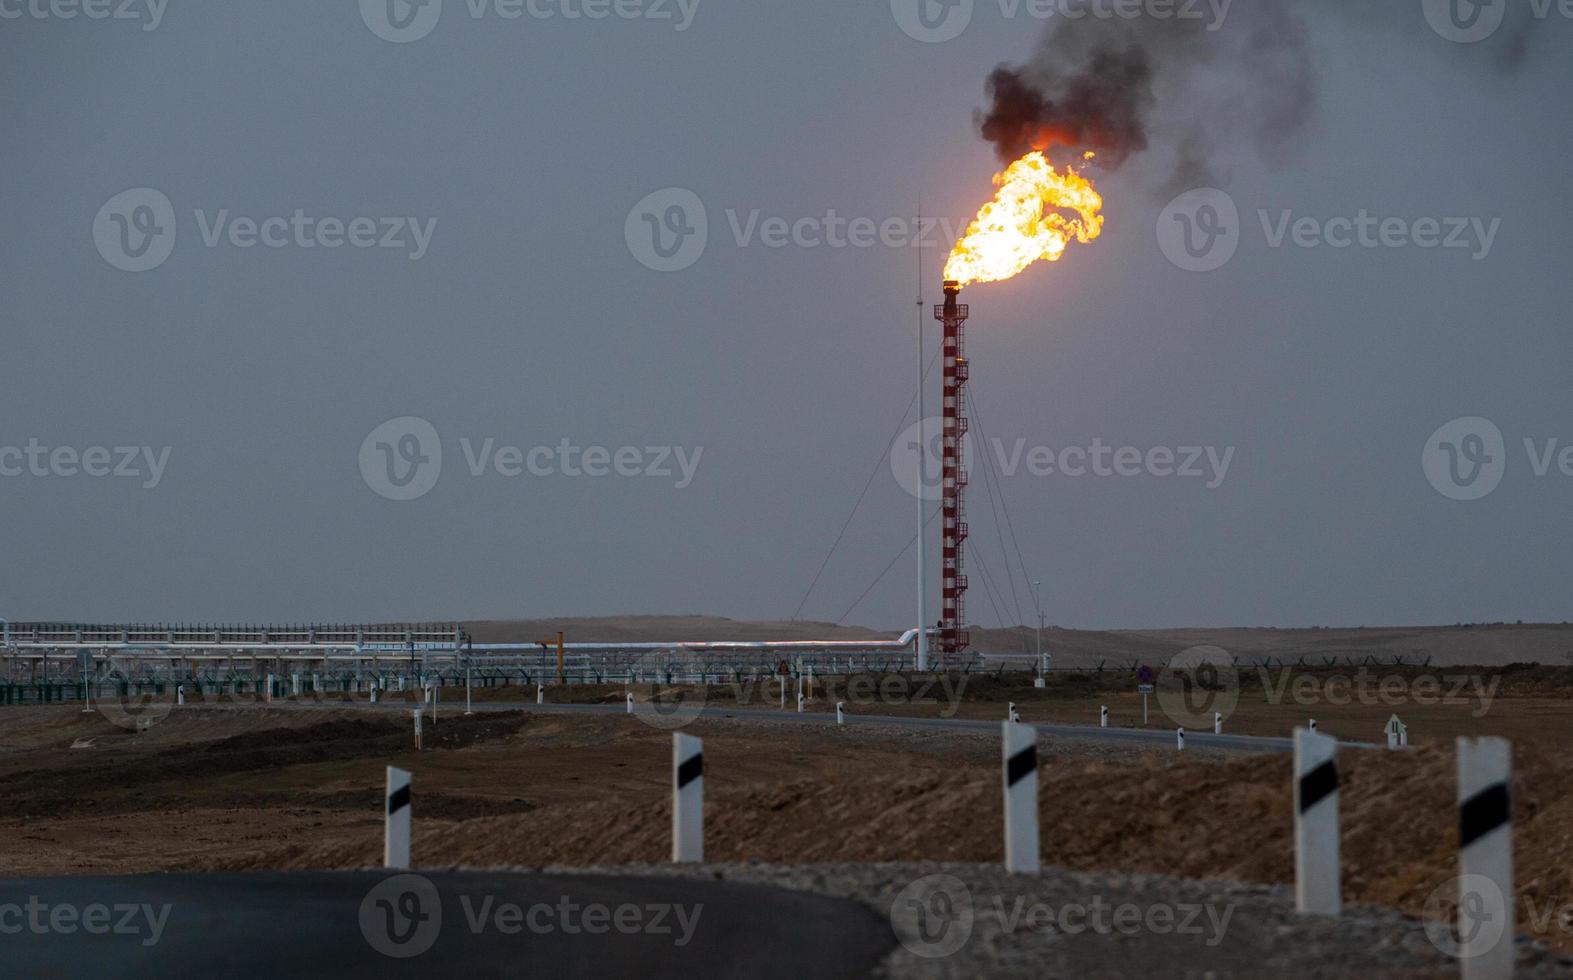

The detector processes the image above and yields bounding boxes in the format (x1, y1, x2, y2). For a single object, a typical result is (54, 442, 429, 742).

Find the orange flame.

(944, 151, 1104, 287)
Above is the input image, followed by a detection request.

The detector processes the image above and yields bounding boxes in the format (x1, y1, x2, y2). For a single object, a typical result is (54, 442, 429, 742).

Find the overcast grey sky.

(1, 0, 1569, 630)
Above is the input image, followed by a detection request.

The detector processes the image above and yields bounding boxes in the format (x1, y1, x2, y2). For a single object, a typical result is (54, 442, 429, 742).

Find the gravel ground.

(539, 861, 1573, 979)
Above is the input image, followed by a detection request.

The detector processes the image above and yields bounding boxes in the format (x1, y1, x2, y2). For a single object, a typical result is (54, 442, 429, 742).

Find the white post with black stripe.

(1214, 712, 1222, 734)
(1177, 728, 1185, 751)
(384, 766, 412, 870)
(1457, 736, 1513, 980)
(1008, 702, 1020, 724)
(1100, 705, 1108, 728)
(537, 684, 544, 705)
(626, 691, 634, 715)
(1293, 727, 1340, 916)
(1002, 722, 1039, 875)
(1386, 714, 1407, 749)
(672, 733, 704, 863)
(836, 701, 845, 725)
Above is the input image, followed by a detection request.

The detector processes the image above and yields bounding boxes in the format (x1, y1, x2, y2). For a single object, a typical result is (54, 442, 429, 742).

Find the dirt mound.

(3, 712, 530, 820)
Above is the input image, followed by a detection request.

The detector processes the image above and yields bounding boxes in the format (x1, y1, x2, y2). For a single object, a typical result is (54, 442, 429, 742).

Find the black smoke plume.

(974, 0, 1533, 195)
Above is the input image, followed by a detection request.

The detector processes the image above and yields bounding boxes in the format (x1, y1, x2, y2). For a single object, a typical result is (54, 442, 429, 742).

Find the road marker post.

(1385, 714, 1407, 749)
(672, 733, 704, 863)
(1456, 736, 1514, 980)
(1177, 728, 1185, 751)
(1002, 721, 1039, 874)
(836, 701, 845, 725)
(1294, 728, 1340, 916)
(626, 691, 635, 715)
(1309, 719, 1317, 733)
(1008, 702, 1020, 723)
(797, 692, 805, 713)
(370, 686, 379, 704)
(1214, 712, 1223, 734)
(177, 684, 185, 707)
(385, 766, 411, 870)
(537, 684, 544, 705)
(1100, 705, 1108, 728)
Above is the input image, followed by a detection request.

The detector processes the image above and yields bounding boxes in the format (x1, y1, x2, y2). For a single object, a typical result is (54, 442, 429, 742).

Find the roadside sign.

(1137, 665, 1154, 684)
(1137, 683, 1155, 695)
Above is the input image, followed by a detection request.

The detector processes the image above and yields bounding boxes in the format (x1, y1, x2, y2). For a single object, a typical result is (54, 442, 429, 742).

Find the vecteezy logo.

(93, 188, 177, 273)
(1156, 188, 1240, 273)
(890, 0, 973, 43)
(625, 188, 707, 272)
(1422, 0, 1506, 43)
(890, 417, 974, 502)
(629, 666, 710, 729)
(1422, 873, 1509, 960)
(1423, 417, 1505, 501)
(891, 874, 973, 959)
(93, 654, 177, 732)
(360, 417, 442, 501)
(360, 874, 443, 958)
(1157, 644, 1239, 728)
(361, 0, 443, 43)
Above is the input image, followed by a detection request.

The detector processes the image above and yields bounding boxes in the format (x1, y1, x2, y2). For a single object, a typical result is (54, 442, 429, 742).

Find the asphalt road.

(348, 697, 1372, 754)
(83, 689, 1377, 753)
(0, 871, 893, 979)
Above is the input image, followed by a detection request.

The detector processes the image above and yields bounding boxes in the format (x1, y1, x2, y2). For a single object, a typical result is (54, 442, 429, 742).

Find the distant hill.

(462, 617, 1573, 668)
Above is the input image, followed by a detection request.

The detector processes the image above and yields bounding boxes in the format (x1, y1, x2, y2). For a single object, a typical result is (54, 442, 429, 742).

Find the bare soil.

(3, 678, 1572, 953)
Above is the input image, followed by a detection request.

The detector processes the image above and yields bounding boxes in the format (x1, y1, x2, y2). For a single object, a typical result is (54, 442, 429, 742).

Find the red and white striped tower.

(935, 280, 971, 659)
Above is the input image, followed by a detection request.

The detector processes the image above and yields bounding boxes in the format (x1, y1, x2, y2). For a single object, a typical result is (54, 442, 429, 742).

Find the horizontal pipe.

(3, 629, 935, 659)
(465, 628, 930, 654)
